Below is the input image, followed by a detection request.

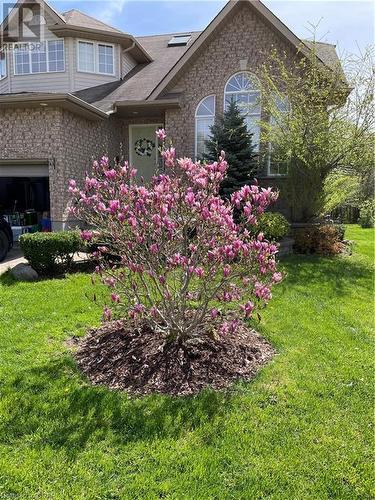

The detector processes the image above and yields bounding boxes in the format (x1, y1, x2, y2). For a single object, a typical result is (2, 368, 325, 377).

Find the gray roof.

(303, 40, 343, 73)
(61, 9, 123, 33)
(80, 33, 342, 112)
(90, 32, 202, 111)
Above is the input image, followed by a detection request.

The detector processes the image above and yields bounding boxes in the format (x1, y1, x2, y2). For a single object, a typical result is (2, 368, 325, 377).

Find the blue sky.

(1, 0, 374, 55)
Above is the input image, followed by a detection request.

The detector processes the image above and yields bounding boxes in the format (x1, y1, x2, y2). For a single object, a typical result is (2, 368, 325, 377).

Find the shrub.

(68, 129, 282, 343)
(252, 212, 290, 241)
(358, 200, 375, 228)
(20, 231, 81, 274)
(293, 224, 344, 256)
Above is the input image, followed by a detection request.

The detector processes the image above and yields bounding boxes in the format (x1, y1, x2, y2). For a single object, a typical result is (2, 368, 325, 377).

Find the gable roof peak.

(61, 8, 123, 34)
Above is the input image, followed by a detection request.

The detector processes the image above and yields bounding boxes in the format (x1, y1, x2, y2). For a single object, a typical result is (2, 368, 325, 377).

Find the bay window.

(13, 40, 65, 75)
(0, 50, 7, 79)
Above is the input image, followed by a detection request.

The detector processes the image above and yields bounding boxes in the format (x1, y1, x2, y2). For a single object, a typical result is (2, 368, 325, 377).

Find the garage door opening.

(0, 162, 51, 241)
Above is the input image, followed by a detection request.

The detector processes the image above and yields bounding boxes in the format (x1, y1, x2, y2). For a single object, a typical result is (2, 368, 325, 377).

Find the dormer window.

(77, 40, 114, 75)
(168, 35, 191, 47)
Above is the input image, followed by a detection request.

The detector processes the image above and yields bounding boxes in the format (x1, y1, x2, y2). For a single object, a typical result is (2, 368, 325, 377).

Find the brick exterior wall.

(0, 107, 122, 228)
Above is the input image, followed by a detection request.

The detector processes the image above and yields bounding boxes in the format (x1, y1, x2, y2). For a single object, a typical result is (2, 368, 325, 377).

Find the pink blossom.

(80, 230, 93, 241)
(223, 265, 231, 278)
(111, 293, 120, 303)
(272, 272, 283, 283)
(211, 308, 219, 318)
(156, 128, 167, 141)
(185, 190, 195, 206)
(150, 243, 159, 254)
(103, 306, 112, 321)
(104, 169, 117, 180)
(194, 267, 204, 278)
(240, 301, 255, 318)
(109, 199, 120, 213)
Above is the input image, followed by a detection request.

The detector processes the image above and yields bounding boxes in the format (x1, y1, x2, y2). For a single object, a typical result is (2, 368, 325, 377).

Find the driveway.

(0, 245, 27, 275)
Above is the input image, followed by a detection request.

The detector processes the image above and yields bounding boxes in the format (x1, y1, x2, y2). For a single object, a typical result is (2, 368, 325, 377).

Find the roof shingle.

(61, 9, 123, 34)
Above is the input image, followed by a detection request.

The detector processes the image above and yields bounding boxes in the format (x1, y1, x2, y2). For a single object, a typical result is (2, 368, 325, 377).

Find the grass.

(0, 225, 373, 499)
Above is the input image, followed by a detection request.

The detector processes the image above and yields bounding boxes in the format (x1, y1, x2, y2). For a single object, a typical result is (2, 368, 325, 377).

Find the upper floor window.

(224, 72, 261, 150)
(77, 40, 114, 75)
(0, 50, 7, 80)
(195, 95, 215, 158)
(13, 40, 65, 75)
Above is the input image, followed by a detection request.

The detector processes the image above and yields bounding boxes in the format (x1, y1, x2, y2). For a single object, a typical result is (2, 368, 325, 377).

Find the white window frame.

(13, 40, 65, 76)
(267, 95, 290, 177)
(224, 71, 261, 151)
(195, 94, 216, 159)
(77, 39, 115, 76)
(0, 49, 7, 80)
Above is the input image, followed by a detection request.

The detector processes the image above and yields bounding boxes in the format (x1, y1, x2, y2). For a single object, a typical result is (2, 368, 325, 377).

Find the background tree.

(204, 100, 258, 197)
(259, 36, 374, 222)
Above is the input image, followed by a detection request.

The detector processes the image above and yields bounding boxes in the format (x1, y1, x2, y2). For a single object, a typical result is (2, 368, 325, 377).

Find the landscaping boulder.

(10, 263, 39, 282)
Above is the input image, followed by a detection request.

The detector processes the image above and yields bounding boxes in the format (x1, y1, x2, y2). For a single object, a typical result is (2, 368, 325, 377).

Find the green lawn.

(0, 225, 373, 499)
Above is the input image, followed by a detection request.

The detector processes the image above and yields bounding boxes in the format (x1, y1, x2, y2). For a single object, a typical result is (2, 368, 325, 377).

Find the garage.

(0, 161, 51, 241)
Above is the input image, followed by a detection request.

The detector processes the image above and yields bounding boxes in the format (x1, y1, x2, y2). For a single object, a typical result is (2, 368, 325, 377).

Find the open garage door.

(0, 161, 51, 239)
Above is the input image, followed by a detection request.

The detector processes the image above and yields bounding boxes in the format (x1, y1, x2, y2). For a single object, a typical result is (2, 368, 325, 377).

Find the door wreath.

(134, 138, 155, 157)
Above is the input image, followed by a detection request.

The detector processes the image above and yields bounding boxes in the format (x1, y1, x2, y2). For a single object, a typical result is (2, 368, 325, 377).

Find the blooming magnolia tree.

(69, 130, 281, 343)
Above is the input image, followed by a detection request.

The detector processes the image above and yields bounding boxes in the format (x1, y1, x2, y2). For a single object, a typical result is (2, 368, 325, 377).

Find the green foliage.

(0, 227, 373, 498)
(323, 171, 361, 213)
(358, 200, 375, 228)
(204, 100, 258, 197)
(293, 224, 345, 255)
(252, 212, 290, 241)
(259, 41, 374, 221)
(20, 231, 81, 274)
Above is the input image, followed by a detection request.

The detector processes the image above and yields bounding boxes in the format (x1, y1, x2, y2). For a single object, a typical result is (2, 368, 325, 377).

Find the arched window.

(195, 95, 215, 158)
(224, 72, 261, 150)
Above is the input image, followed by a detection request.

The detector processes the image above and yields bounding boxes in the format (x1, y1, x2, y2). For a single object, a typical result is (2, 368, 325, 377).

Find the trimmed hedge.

(252, 212, 290, 241)
(20, 231, 81, 275)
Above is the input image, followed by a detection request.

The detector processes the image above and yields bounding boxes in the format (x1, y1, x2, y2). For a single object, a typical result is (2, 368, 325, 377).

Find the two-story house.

(0, 0, 342, 230)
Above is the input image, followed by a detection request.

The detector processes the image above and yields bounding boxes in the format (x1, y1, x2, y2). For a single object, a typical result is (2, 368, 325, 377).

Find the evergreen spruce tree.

(203, 100, 258, 197)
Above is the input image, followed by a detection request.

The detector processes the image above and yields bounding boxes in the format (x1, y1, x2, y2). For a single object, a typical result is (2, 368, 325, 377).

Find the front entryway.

(129, 124, 162, 182)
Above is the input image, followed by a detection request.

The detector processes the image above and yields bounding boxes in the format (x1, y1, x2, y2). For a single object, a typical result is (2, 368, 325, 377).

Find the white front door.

(129, 124, 161, 182)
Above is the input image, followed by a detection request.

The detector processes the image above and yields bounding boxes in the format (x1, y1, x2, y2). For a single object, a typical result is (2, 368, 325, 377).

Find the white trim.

(195, 94, 215, 159)
(13, 40, 65, 76)
(129, 123, 163, 171)
(77, 39, 115, 76)
(0, 164, 49, 177)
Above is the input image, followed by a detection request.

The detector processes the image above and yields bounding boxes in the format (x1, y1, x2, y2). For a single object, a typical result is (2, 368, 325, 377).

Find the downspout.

(112, 40, 136, 115)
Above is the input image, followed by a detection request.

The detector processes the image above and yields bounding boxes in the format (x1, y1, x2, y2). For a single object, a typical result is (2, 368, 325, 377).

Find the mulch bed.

(73, 316, 275, 396)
